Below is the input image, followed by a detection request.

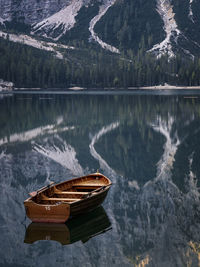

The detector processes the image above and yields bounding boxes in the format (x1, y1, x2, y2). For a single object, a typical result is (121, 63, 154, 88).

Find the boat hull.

(24, 206, 111, 245)
(24, 201, 70, 223)
(70, 188, 109, 216)
(24, 172, 111, 223)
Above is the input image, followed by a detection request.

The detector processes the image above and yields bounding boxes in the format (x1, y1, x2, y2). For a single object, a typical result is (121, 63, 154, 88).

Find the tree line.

(0, 37, 200, 88)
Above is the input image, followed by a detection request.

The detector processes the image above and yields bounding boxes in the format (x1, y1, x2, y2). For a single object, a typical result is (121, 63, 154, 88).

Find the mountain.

(0, 0, 200, 88)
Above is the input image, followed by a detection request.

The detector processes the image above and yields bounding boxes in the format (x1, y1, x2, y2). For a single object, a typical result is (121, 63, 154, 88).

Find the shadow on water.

(24, 206, 111, 245)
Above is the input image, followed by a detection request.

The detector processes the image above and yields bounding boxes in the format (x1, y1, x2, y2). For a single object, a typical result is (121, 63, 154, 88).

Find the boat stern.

(24, 200, 70, 223)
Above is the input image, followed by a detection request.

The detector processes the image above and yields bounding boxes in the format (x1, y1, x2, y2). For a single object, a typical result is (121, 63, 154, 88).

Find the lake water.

(1, 93, 200, 267)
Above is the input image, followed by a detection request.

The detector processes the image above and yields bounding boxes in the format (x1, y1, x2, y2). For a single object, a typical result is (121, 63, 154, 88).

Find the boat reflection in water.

(24, 206, 111, 245)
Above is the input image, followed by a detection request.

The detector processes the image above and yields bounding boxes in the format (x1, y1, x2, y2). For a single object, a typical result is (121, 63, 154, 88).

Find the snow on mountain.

(32, 0, 120, 53)
(189, 0, 194, 22)
(1, 0, 200, 58)
(89, 0, 120, 54)
(32, 0, 86, 41)
(148, 0, 197, 59)
(0, 30, 75, 59)
(149, 0, 181, 58)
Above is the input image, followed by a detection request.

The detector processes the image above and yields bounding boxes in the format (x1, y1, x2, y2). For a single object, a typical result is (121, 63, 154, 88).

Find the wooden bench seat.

(73, 184, 103, 190)
(44, 197, 80, 202)
(40, 194, 80, 202)
(55, 191, 89, 195)
(74, 183, 104, 187)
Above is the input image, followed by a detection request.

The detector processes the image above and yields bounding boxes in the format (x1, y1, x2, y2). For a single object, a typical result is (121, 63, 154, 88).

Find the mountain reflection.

(25, 206, 111, 245)
(1, 94, 200, 266)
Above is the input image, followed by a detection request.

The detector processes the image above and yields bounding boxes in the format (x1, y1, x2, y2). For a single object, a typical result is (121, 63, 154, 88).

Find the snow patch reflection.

(151, 115, 180, 180)
(33, 137, 83, 176)
(89, 121, 119, 173)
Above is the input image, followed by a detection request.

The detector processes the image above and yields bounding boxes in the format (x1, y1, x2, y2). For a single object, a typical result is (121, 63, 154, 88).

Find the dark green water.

(1, 93, 200, 267)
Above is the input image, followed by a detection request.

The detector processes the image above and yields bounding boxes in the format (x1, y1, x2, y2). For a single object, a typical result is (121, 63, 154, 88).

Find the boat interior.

(33, 174, 110, 205)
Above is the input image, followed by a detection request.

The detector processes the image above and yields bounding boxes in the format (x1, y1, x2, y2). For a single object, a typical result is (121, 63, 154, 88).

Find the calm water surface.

(1, 93, 200, 267)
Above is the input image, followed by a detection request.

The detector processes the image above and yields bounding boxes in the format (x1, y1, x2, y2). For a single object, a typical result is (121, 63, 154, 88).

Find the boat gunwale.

(54, 172, 111, 189)
(24, 173, 112, 205)
(25, 185, 111, 206)
(24, 199, 70, 207)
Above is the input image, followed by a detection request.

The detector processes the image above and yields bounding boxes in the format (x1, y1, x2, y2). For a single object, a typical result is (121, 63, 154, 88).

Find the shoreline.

(14, 84, 200, 91)
(1, 85, 200, 95)
(129, 85, 200, 90)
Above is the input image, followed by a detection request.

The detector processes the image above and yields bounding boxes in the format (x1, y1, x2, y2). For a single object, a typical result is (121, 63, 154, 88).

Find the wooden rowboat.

(24, 172, 111, 223)
(24, 206, 111, 245)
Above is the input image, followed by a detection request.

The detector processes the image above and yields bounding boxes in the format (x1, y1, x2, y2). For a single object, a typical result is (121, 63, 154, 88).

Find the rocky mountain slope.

(1, 0, 200, 87)
(0, 0, 200, 57)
